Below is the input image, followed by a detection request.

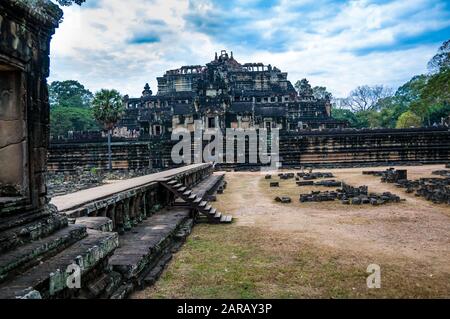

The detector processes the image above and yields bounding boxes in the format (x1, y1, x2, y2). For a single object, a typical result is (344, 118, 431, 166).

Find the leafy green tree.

(50, 107, 100, 137)
(312, 86, 332, 100)
(367, 75, 428, 128)
(394, 75, 429, 104)
(410, 69, 449, 126)
(92, 89, 124, 171)
(331, 108, 356, 127)
(428, 102, 450, 125)
(421, 67, 450, 105)
(396, 111, 422, 128)
(343, 85, 393, 112)
(427, 40, 450, 74)
(49, 80, 93, 108)
(92, 89, 124, 129)
(295, 79, 313, 96)
(55, 0, 86, 5)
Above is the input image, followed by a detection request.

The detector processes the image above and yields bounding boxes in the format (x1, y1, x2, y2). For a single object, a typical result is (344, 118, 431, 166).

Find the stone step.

(198, 201, 207, 208)
(203, 204, 212, 211)
(75, 217, 113, 232)
(173, 201, 189, 207)
(182, 190, 192, 197)
(178, 187, 187, 193)
(193, 197, 202, 204)
(0, 209, 52, 233)
(0, 224, 87, 284)
(188, 194, 197, 201)
(143, 253, 173, 286)
(109, 209, 190, 284)
(173, 184, 183, 189)
(0, 213, 68, 255)
(214, 212, 222, 219)
(189, 174, 225, 199)
(220, 215, 233, 223)
(0, 229, 118, 299)
(167, 180, 177, 186)
(208, 208, 216, 216)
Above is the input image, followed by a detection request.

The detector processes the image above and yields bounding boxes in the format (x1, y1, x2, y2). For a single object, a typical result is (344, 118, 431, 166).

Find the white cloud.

(49, 0, 449, 98)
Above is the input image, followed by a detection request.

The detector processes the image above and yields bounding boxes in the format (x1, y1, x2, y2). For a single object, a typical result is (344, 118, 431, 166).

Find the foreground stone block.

(275, 196, 292, 203)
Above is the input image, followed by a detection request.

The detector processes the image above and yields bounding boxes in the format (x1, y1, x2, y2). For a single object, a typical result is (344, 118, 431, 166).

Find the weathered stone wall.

(48, 141, 154, 172)
(279, 127, 450, 167)
(48, 128, 450, 171)
(1, 0, 62, 213)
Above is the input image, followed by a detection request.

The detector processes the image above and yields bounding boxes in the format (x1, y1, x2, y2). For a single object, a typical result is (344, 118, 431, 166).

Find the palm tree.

(92, 89, 124, 171)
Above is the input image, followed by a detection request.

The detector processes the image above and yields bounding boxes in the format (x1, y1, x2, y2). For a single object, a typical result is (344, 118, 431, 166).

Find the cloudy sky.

(49, 0, 450, 98)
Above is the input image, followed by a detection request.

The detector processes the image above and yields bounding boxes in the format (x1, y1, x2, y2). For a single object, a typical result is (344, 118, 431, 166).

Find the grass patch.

(133, 223, 450, 299)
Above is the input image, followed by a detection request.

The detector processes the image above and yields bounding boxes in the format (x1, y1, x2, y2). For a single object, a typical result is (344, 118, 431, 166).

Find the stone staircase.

(159, 179, 232, 224)
(0, 207, 118, 299)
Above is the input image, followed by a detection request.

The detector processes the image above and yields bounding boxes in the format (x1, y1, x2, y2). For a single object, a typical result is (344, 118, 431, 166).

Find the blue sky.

(50, 0, 450, 97)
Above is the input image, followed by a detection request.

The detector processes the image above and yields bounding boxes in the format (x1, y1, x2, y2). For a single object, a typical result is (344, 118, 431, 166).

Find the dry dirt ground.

(132, 164, 450, 299)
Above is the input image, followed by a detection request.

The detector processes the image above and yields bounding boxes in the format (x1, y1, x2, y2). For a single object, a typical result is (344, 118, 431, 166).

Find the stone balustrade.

(52, 164, 213, 234)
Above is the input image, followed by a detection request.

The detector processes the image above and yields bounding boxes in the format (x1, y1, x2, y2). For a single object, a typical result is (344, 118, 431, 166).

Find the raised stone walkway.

(51, 163, 210, 212)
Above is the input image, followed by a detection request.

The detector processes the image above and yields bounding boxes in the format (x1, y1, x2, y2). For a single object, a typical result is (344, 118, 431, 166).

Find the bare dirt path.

(216, 165, 450, 274)
(132, 164, 450, 298)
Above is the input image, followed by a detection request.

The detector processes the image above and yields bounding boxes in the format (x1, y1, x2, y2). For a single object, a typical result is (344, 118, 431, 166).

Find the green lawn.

(133, 223, 450, 299)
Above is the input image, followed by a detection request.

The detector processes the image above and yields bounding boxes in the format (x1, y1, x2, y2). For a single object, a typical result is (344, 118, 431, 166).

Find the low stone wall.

(48, 141, 153, 172)
(48, 128, 450, 172)
(280, 127, 450, 167)
(0, 164, 213, 299)
(53, 164, 213, 233)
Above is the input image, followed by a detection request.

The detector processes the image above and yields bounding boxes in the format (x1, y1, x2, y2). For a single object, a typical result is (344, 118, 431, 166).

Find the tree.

(396, 111, 422, 128)
(427, 39, 450, 74)
(49, 80, 93, 108)
(295, 79, 313, 97)
(331, 108, 356, 127)
(342, 85, 393, 112)
(376, 99, 404, 128)
(428, 102, 450, 125)
(92, 89, 125, 171)
(421, 67, 450, 105)
(312, 86, 332, 100)
(55, 0, 86, 5)
(50, 106, 99, 137)
(410, 68, 450, 126)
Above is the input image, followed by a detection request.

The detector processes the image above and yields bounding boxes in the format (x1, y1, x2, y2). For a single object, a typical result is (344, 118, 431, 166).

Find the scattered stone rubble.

(275, 196, 292, 203)
(299, 182, 402, 205)
(296, 179, 341, 187)
(432, 170, 450, 177)
(394, 178, 450, 204)
(296, 181, 314, 186)
(270, 182, 280, 187)
(363, 168, 407, 183)
(314, 180, 342, 187)
(297, 172, 334, 180)
(278, 173, 295, 180)
(363, 168, 450, 205)
(300, 191, 338, 202)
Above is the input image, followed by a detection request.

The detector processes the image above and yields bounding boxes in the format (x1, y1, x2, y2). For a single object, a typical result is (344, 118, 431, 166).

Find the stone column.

(106, 205, 116, 229)
(135, 193, 143, 224)
(123, 198, 131, 231)
(115, 202, 125, 234)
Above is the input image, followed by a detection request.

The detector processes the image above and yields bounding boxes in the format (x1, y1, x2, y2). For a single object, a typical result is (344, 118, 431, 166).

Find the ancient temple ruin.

(0, 1, 230, 299)
(121, 50, 345, 137)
